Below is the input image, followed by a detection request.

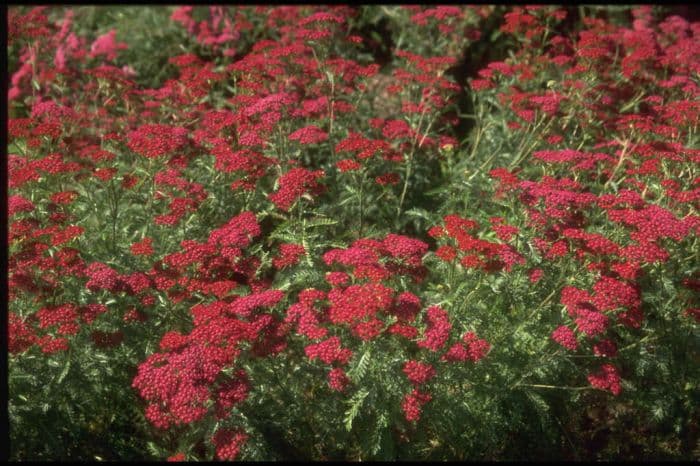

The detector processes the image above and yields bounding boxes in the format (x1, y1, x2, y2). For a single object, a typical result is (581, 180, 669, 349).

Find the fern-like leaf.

(344, 388, 369, 432)
(349, 347, 371, 383)
(370, 412, 389, 456)
(304, 218, 339, 229)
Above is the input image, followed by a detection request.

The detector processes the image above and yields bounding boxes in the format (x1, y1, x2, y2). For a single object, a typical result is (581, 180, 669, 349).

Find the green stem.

(509, 114, 554, 169)
(396, 154, 413, 227)
(328, 74, 335, 140)
(519, 384, 589, 390)
(144, 158, 157, 228)
(603, 138, 631, 190)
(357, 171, 365, 238)
(501, 288, 557, 346)
(109, 182, 119, 253)
(510, 348, 562, 389)
(618, 334, 657, 352)
(395, 104, 438, 226)
(468, 100, 486, 160)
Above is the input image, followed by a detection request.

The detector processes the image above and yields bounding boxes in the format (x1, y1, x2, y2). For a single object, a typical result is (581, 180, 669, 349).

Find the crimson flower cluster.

(269, 167, 325, 212)
(283, 233, 490, 422)
(469, 4, 700, 396)
(429, 214, 525, 273)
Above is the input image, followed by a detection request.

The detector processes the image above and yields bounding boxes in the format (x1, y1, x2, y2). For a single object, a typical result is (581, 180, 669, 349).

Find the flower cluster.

(403, 360, 436, 385)
(132, 289, 283, 430)
(8, 4, 698, 461)
(269, 168, 325, 211)
(429, 214, 525, 272)
(126, 124, 189, 158)
(272, 243, 306, 269)
(401, 389, 432, 422)
(212, 429, 248, 461)
(467, 4, 700, 397)
(442, 332, 491, 363)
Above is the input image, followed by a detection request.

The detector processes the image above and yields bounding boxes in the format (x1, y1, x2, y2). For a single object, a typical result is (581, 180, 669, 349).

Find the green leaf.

(349, 347, 371, 383)
(300, 229, 313, 267)
(371, 412, 390, 456)
(404, 208, 435, 221)
(344, 388, 369, 432)
(8, 139, 27, 155)
(56, 359, 71, 385)
(146, 441, 164, 457)
(304, 218, 339, 229)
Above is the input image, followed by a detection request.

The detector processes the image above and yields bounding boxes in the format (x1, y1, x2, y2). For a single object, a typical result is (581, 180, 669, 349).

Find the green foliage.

(7, 4, 699, 462)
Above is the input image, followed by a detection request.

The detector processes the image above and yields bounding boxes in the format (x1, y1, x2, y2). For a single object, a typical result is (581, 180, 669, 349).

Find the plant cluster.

(7, 5, 699, 461)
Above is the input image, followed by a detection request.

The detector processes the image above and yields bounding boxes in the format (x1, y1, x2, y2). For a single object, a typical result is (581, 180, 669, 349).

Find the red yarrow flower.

(9, 195, 35, 216)
(131, 237, 154, 256)
(336, 158, 361, 172)
(417, 306, 451, 352)
(402, 389, 432, 422)
(587, 364, 622, 395)
(443, 332, 491, 363)
(212, 429, 248, 461)
(551, 325, 578, 351)
(126, 124, 188, 158)
(593, 339, 618, 358)
(272, 243, 305, 269)
(529, 268, 544, 283)
(328, 367, 351, 392)
(288, 125, 328, 144)
(269, 168, 325, 211)
(435, 245, 457, 262)
(403, 360, 436, 385)
(166, 452, 186, 462)
(304, 336, 353, 365)
(89, 29, 128, 61)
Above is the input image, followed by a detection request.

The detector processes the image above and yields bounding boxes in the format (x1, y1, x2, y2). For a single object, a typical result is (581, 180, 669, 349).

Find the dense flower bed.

(7, 5, 699, 461)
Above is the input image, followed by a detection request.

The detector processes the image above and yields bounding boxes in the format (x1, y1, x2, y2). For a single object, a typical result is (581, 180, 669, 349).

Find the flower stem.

(357, 171, 365, 238)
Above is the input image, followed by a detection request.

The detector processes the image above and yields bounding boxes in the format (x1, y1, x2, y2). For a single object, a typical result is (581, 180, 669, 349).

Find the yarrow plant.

(8, 4, 699, 462)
